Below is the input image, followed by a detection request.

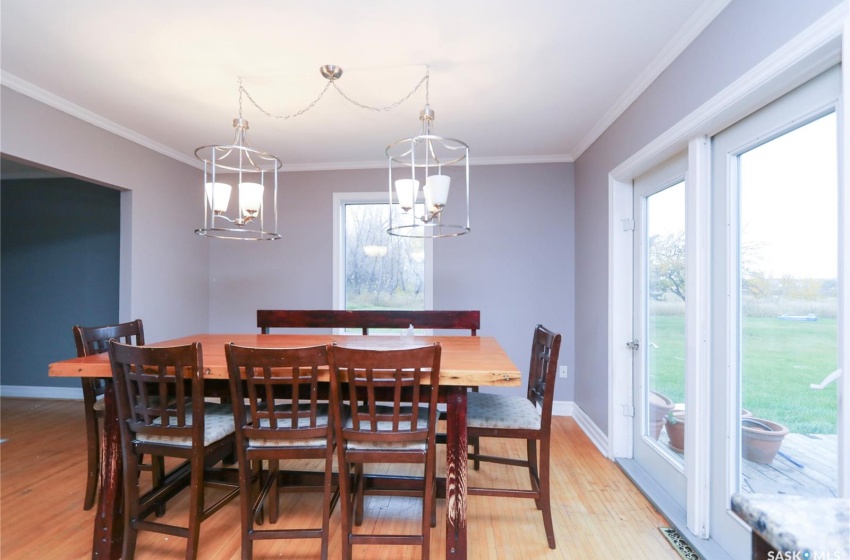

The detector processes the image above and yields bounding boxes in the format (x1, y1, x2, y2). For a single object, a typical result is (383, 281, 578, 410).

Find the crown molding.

(569, 0, 733, 160)
(2, 69, 573, 173)
(279, 153, 573, 172)
(0, 70, 202, 170)
(466, 154, 574, 166)
(611, 0, 845, 182)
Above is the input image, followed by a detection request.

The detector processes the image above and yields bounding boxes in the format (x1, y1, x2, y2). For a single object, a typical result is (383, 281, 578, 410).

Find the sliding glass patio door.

(631, 153, 688, 508)
(709, 66, 842, 554)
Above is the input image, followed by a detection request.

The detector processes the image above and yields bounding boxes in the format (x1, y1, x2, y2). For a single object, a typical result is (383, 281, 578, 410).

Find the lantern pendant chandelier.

(385, 84, 470, 238)
(194, 79, 282, 240)
(196, 65, 470, 240)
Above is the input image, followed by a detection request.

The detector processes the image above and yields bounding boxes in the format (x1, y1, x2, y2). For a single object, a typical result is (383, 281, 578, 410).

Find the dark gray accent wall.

(1, 86, 211, 349)
(573, 0, 842, 433)
(1, 178, 120, 387)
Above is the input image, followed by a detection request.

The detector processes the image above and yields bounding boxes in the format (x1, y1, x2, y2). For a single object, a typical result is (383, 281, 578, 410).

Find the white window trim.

(685, 134, 712, 538)
(332, 191, 434, 313)
(608, 1, 848, 543)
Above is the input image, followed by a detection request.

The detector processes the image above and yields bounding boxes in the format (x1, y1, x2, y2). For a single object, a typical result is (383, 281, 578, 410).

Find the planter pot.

(648, 390, 674, 440)
(741, 417, 789, 464)
(665, 411, 685, 452)
(664, 408, 752, 453)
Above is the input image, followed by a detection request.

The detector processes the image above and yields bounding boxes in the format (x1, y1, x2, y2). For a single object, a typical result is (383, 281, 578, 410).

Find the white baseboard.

(0, 385, 83, 400)
(2, 390, 611, 457)
(550, 400, 609, 457)
(551, 400, 575, 417)
(569, 403, 610, 457)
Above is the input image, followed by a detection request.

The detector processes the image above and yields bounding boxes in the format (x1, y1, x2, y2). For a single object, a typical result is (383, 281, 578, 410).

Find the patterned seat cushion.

(466, 392, 541, 430)
(249, 403, 330, 448)
(345, 405, 430, 451)
(136, 402, 235, 447)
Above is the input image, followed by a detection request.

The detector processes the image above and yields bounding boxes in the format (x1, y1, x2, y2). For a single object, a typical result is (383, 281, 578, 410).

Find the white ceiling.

(1, 0, 728, 172)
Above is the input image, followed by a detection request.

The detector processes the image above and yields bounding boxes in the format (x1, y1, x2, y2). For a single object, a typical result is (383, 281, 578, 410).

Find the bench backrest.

(257, 309, 480, 336)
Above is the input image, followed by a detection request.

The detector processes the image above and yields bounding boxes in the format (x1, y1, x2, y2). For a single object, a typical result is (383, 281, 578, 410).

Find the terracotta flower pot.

(648, 390, 674, 440)
(664, 408, 752, 453)
(665, 411, 685, 452)
(741, 418, 788, 464)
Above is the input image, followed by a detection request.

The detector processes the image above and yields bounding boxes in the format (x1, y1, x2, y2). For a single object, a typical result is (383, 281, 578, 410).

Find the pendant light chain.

(240, 78, 333, 121)
(238, 77, 243, 120)
(237, 67, 430, 119)
(329, 69, 428, 113)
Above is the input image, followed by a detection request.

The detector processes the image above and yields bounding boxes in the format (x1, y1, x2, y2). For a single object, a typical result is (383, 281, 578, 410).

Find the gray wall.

(572, 0, 842, 433)
(1, 178, 120, 388)
(208, 163, 576, 402)
(0, 87, 211, 379)
(0, 84, 575, 402)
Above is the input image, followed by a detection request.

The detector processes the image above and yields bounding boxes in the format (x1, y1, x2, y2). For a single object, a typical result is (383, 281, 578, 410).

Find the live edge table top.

(49, 333, 522, 388)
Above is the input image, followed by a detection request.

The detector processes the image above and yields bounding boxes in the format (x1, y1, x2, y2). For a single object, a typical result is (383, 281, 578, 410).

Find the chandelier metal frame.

(195, 81, 282, 241)
(197, 65, 470, 240)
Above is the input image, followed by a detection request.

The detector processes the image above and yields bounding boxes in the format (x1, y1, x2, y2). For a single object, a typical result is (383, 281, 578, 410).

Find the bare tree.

(648, 232, 686, 301)
(344, 203, 425, 308)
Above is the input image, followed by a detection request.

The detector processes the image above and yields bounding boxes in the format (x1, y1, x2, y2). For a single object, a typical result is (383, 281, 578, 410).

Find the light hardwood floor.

(0, 398, 679, 559)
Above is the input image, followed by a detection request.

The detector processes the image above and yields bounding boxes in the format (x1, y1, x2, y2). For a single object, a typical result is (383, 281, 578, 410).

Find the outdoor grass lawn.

(648, 314, 838, 434)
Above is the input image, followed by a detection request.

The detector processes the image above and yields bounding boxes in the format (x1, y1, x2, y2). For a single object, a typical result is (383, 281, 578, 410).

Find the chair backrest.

(225, 343, 330, 443)
(108, 340, 204, 444)
(327, 343, 442, 448)
(257, 309, 480, 335)
(527, 325, 562, 422)
(73, 319, 145, 357)
(73, 320, 145, 402)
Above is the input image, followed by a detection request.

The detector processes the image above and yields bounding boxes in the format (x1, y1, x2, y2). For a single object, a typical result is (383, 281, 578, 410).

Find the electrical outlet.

(559, 365, 568, 379)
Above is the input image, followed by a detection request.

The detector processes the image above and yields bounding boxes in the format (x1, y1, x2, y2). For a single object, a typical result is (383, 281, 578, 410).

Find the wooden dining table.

(49, 333, 521, 560)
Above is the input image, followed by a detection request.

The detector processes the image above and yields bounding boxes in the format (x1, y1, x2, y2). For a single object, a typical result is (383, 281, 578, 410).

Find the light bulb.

(394, 179, 420, 212)
(424, 175, 450, 212)
(204, 182, 232, 214)
(239, 182, 264, 218)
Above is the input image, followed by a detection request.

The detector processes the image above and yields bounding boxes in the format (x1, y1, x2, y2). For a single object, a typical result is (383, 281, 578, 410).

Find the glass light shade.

(363, 245, 388, 257)
(239, 182, 264, 218)
(394, 179, 420, 212)
(204, 182, 232, 214)
(424, 175, 451, 212)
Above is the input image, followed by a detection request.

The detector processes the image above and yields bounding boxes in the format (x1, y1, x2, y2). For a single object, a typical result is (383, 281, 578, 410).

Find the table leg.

(445, 386, 468, 560)
(92, 381, 123, 559)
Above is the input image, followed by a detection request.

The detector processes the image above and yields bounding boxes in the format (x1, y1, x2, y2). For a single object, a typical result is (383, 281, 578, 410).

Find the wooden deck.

(658, 431, 838, 497)
(742, 433, 838, 497)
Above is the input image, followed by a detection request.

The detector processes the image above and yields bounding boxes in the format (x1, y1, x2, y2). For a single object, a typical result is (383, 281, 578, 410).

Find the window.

(632, 153, 689, 509)
(333, 192, 432, 319)
(710, 69, 841, 553)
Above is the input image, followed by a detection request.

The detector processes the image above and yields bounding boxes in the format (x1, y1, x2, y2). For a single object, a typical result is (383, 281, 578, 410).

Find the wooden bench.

(257, 309, 480, 335)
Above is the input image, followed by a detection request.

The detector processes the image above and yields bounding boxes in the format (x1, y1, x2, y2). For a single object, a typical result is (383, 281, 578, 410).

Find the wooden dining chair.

(466, 324, 562, 549)
(327, 343, 442, 560)
(225, 343, 338, 560)
(108, 340, 239, 560)
(72, 319, 165, 511)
